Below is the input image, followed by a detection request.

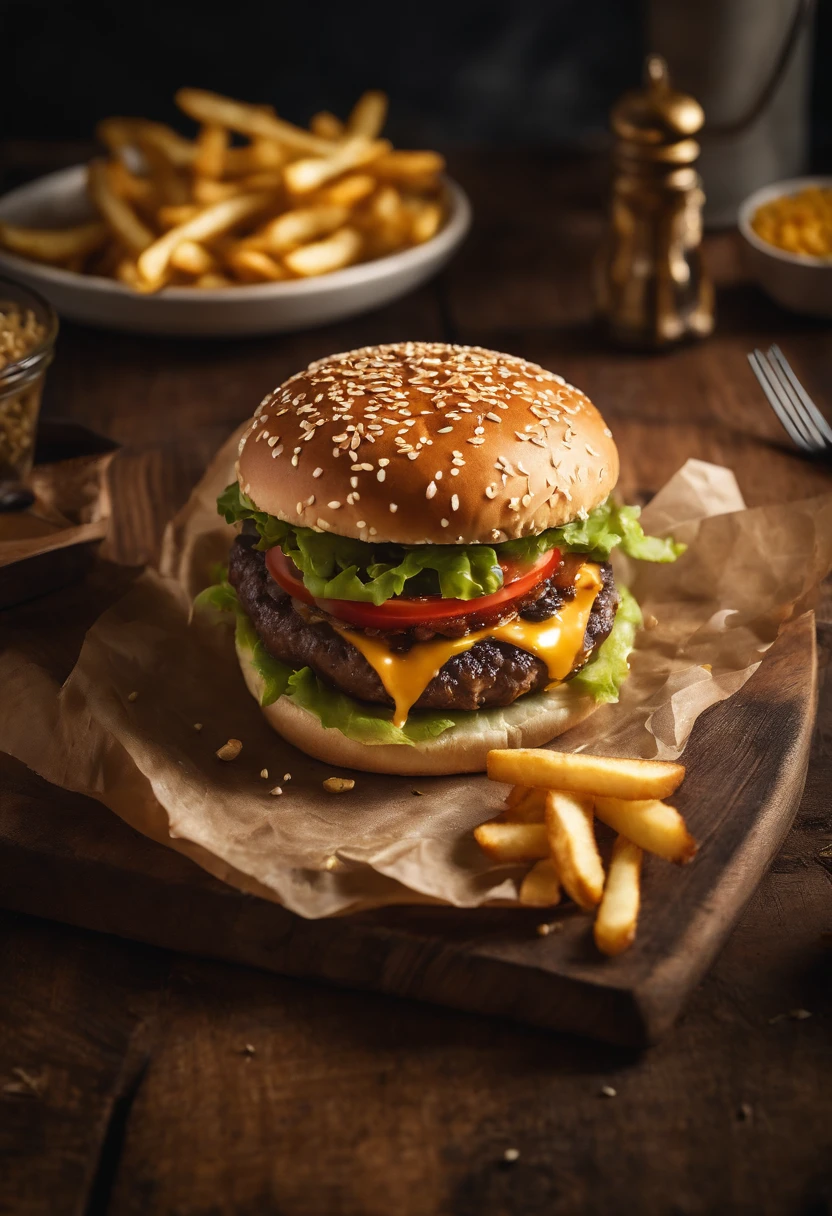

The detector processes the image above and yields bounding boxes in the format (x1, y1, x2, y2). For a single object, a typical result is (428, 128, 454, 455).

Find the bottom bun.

(236, 637, 599, 775)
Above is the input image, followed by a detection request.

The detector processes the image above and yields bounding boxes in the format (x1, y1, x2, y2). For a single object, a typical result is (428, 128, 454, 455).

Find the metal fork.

(748, 344, 832, 456)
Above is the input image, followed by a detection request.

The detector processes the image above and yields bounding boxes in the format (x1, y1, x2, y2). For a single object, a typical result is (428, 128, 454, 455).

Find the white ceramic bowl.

(0, 165, 471, 337)
(738, 176, 832, 319)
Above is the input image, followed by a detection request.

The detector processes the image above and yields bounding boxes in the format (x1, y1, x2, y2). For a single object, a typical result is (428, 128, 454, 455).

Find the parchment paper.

(1, 431, 831, 917)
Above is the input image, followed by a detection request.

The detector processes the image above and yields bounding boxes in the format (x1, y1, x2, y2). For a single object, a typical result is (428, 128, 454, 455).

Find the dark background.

(2, 0, 830, 159)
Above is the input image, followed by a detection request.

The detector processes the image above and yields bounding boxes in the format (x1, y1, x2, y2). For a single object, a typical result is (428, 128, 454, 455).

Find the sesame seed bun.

(236, 342, 618, 545)
(236, 634, 598, 775)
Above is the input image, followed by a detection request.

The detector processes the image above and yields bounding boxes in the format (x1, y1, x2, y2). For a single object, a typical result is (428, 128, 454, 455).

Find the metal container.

(595, 56, 714, 350)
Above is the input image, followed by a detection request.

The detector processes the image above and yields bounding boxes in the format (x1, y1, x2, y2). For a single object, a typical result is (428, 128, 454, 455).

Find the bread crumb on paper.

(323, 777, 354, 793)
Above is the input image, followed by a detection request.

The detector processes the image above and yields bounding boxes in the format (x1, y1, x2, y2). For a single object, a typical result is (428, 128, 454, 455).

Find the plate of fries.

(0, 89, 471, 337)
(476, 748, 695, 956)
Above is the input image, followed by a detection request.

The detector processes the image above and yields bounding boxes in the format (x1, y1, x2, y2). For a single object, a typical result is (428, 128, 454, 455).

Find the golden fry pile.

(476, 749, 696, 956)
(0, 88, 447, 292)
(751, 187, 832, 259)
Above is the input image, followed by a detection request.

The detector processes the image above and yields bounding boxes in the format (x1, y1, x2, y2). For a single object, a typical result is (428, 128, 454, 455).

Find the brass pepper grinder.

(595, 55, 715, 349)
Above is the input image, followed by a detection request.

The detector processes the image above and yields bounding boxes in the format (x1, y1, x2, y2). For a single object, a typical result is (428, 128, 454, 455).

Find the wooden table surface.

(1, 150, 831, 1216)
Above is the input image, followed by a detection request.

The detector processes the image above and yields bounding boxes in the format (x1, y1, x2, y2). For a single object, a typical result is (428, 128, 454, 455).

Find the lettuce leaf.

(286, 667, 454, 746)
(570, 586, 641, 703)
(219, 482, 683, 605)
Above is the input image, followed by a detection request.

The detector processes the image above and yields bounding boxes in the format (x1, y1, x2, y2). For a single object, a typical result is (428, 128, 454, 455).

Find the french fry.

(594, 836, 643, 956)
(372, 150, 445, 181)
(175, 88, 336, 155)
(594, 797, 697, 865)
(225, 247, 287, 283)
(504, 787, 547, 823)
(106, 159, 153, 204)
(98, 119, 196, 168)
(135, 133, 190, 205)
(88, 160, 155, 255)
(0, 220, 108, 265)
(251, 204, 348, 254)
(157, 204, 201, 229)
(170, 240, 217, 276)
(284, 135, 391, 195)
(192, 178, 244, 205)
(310, 110, 345, 141)
(544, 791, 605, 910)
(473, 821, 549, 863)
(114, 257, 141, 288)
(410, 200, 444, 244)
(136, 191, 276, 290)
(224, 139, 285, 177)
(506, 785, 532, 810)
(317, 173, 377, 208)
(283, 226, 362, 277)
(519, 858, 562, 908)
(346, 90, 388, 139)
(487, 749, 686, 801)
(194, 271, 233, 288)
(193, 123, 228, 179)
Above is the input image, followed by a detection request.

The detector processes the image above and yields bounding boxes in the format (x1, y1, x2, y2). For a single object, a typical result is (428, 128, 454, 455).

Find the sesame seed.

(389, 503, 398, 512)
(440, 518, 449, 527)
(377, 469, 386, 482)
(451, 494, 460, 511)
(328, 500, 341, 509)
(426, 482, 437, 499)
(313, 467, 323, 478)
(485, 485, 496, 499)
(270, 786, 283, 796)
(296, 501, 303, 513)
(260, 768, 269, 779)
(437, 426, 453, 433)
(127, 690, 139, 702)
(378, 457, 390, 466)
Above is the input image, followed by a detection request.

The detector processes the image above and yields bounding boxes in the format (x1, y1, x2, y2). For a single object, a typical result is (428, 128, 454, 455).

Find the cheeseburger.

(205, 343, 681, 774)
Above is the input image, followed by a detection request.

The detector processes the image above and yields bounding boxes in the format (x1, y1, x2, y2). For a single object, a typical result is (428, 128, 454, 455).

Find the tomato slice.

(265, 545, 561, 630)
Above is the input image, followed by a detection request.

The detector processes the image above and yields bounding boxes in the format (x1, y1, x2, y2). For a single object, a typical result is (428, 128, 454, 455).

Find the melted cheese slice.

(333, 563, 603, 728)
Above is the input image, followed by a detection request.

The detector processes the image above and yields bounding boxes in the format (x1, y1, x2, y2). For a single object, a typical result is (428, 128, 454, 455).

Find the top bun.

(236, 343, 619, 546)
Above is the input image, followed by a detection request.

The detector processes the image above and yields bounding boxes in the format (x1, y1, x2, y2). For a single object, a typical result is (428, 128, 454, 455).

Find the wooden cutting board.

(0, 612, 816, 1047)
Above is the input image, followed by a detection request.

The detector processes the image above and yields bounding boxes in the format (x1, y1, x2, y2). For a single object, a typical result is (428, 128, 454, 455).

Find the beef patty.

(228, 535, 618, 714)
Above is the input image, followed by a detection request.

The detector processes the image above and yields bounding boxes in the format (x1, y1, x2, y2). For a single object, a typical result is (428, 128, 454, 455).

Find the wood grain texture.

(0, 148, 830, 1216)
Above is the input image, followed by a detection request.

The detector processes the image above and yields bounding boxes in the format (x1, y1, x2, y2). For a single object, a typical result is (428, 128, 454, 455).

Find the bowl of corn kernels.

(739, 177, 832, 318)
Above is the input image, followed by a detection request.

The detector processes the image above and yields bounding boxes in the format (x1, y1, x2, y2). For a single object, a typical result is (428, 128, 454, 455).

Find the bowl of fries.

(0, 89, 471, 337)
(739, 176, 832, 318)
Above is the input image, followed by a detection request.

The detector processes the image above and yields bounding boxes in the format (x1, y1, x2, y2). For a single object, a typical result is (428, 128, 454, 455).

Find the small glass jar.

(0, 276, 59, 503)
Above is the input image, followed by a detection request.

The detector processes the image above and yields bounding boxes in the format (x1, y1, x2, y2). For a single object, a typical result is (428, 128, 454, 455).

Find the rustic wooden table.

(1, 151, 831, 1216)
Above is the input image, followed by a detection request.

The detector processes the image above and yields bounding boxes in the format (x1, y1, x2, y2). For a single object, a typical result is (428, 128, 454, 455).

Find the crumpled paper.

(1, 437, 830, 917)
